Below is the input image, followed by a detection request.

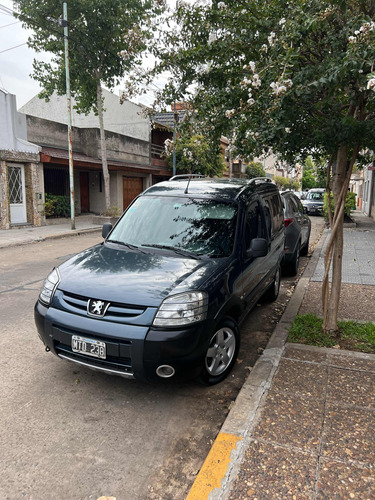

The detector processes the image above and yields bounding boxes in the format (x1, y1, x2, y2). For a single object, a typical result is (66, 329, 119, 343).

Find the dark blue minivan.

(35, 177, 284, 384)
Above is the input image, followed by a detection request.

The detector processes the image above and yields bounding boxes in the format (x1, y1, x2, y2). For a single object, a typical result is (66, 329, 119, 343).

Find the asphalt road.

(0, 217, 325, 500)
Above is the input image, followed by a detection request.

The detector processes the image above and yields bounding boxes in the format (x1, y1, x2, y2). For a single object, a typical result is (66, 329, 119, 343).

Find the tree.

(302, 170, 316, 190)
(152, 0, 375, 334)
(273, 175, 289, 190)
(164, 133, 226, 177)
(245, 161, 266, 179)
(15, 0, 165, 212)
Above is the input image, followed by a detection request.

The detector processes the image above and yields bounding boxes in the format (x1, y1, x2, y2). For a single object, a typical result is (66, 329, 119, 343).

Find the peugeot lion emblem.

(87, 299, 110, 317)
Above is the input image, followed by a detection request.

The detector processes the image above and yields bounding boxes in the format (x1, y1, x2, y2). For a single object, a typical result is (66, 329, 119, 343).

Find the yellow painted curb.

(186, 432, 242, 500)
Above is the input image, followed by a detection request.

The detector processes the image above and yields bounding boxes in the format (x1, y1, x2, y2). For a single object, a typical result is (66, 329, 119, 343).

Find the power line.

(0, 3, 14, 16)
(0, 42, 26, 54)
(0, 20, 19, 28)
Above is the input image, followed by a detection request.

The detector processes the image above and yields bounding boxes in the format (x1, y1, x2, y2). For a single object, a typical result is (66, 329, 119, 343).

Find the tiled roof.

(153, 111, 186, 129)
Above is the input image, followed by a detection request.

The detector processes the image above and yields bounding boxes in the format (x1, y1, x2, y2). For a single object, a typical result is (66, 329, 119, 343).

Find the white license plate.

(72, 335, 106, 359)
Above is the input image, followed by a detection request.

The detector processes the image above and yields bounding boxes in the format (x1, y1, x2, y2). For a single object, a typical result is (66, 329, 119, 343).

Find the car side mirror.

(246, 238, 268, 259)
(102, 223, 112, 239)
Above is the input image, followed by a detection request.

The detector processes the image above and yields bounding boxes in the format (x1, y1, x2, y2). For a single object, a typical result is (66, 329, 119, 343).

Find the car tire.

(300, 234, 310, 256)
(199, 317, 240, 385)
(287, 244, 300, 276)
(263, 265, 281, 302)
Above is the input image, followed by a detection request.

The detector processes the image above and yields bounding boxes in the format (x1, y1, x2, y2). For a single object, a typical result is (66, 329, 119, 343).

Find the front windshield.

(108, 196, 238, 257)
(307, 191, 324, 201)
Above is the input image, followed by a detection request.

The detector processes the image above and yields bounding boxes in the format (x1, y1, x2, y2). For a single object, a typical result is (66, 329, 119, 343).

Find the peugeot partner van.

(35, 177, 285, 384)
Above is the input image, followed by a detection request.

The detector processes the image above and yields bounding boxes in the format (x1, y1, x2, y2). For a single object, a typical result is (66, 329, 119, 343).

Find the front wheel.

(199, 318, 240, 385)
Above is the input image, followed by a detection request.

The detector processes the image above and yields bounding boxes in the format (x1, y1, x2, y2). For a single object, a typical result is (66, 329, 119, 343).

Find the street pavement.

(187, 210, 375, 500)
(0, 215, 101, 249)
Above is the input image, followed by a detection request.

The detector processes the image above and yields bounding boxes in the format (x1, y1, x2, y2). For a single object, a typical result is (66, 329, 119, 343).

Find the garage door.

(123, 177, 143, 210)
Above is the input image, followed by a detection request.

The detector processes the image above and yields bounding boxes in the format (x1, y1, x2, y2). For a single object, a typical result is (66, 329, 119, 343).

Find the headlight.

(153, 291, 208, 327)
(39, 268, 61, 306)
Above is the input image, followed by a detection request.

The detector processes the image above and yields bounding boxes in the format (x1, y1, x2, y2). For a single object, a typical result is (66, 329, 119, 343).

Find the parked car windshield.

(306, 191, 324, 201)
(108, 195, 238, 257)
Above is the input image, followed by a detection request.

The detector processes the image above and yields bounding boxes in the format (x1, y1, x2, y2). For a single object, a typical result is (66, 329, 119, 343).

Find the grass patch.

(288, 313, 375, 353)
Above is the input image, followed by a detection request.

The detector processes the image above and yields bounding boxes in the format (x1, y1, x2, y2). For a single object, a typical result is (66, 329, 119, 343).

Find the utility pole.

(226, 145, 233, 179)
(172, 106, 179, 177)
(61, 2, 75, 229)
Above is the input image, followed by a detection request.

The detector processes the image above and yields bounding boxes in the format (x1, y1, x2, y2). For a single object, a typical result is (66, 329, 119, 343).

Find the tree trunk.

(322, 145, 358, 333)
(96, 82, 111, 212)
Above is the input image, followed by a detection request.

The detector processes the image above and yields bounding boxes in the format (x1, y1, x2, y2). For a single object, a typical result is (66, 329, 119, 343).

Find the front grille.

(62, 291, 146, 318)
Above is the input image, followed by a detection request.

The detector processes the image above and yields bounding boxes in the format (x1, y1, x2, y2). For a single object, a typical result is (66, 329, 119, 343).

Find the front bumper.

(35, 301, 211, 382)
(304, 205, 323, 215)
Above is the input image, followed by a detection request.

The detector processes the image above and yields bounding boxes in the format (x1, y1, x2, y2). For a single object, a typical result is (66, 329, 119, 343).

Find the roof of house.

(153, 111, 187, 129)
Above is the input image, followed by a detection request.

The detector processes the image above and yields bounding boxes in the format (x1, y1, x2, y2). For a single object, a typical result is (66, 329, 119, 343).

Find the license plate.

(72, 335, 106, 359)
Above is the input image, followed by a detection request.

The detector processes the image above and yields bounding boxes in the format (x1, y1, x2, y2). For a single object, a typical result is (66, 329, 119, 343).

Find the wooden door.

(123, 177, 143, 210)
(80, 172, 90, 213)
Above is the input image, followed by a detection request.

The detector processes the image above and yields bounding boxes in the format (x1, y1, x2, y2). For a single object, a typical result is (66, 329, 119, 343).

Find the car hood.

(57, 243, 226, 307)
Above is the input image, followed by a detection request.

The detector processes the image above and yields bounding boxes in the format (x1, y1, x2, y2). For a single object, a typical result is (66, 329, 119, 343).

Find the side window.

(245, 200, 264, 248)
(264, 193, 284, 237)
(297, 199, 304, 214)
(263, 203, 272, 240)
(289, 196, 299, 214)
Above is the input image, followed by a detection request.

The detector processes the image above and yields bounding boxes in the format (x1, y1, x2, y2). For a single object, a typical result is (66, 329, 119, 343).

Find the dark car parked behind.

(281, 191, 311, 275)
(35, 177, 285, 385)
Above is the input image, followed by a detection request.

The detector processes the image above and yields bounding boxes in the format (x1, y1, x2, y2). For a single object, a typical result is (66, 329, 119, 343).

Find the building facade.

(363, 163, 375, 219)
(0, 89, 43, 229)
(20, 90, 170, 217)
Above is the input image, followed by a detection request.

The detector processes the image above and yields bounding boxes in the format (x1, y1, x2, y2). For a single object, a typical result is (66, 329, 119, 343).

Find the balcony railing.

(151, 144, 165, 158)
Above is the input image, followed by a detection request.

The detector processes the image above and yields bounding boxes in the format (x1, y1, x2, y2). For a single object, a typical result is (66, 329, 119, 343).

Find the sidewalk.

(187, 211, 375, 500)
(0, 215, 101, 249)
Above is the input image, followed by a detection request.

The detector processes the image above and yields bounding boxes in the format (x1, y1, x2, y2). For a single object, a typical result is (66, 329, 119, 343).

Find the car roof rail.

(169, 174, 206, 181)
(248, 177, 273, 184)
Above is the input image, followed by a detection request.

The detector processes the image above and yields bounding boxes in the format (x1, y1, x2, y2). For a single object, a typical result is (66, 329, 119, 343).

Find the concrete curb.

(186, 229, 328, 500)
(0, 226, 102, 249)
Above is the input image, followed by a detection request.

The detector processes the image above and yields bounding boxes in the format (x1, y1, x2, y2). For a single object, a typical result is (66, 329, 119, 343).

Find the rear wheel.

(199, 318, 240, 385)
(287, 244, 300, 276)
(263, 265, 281, 302)
(300, 233, 310, 256)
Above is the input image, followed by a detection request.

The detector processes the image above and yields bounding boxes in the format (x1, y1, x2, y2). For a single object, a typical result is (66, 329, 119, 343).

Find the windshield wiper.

(141, 244, 202, 260)
(107, 240, 147, 253)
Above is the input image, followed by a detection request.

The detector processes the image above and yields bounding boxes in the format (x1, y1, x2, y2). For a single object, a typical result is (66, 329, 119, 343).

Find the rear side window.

(264, 193, 284, 237)
(289, 196, 300, 214)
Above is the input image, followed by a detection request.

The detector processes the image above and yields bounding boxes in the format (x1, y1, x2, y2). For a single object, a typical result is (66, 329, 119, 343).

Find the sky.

(0, 0, 176, 110)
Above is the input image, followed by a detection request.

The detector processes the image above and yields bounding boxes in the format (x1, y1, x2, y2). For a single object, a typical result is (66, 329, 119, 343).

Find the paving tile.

(299, 282, 375, 322)
(327, 367, 375, 408)
(311, 229, 375, 285)
(322, 404, 375, 464)
(284, 345, 328, 364)
(228, 440, 316, 500)
(327, 353, 375, 373)
(317, 460, 375, 499)
(253, 391, 324, 452)
(271, 359, 328, 400)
